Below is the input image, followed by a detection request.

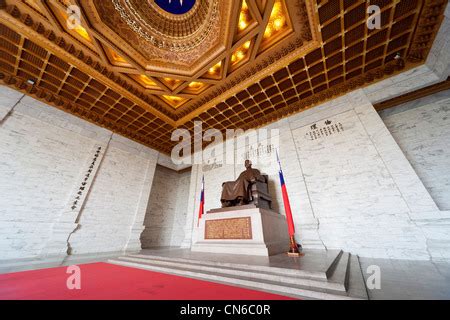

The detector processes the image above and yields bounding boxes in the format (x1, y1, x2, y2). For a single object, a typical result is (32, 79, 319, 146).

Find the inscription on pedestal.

(205, 217, 252, 239)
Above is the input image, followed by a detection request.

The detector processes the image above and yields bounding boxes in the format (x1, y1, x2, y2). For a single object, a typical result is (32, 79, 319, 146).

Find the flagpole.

(276, 150, 303, 257)
(197, 175, 204, 227)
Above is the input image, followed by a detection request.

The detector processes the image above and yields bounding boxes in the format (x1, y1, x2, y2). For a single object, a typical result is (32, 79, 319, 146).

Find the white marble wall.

(0, 85, 159, 261)
(68, 135, 158, 255)
(0, 85, 23, 121)
(140, 165, 191, 247)
(380, 90, 450, 211)
(379, 90, 450, 261)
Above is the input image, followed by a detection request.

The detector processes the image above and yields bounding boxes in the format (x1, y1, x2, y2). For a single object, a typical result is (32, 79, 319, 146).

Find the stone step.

(325, 249, 344, 278)
(125, 253, 342, 282)
(327, 252, 350, 291)
(347, 255, 369, 300)
(107, 257, 362, 300)
(125, 249, 344, 281)
(114, 255, 347, 293)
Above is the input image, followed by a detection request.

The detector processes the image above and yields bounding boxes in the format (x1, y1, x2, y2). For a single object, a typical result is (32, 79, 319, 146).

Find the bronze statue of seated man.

(220, 160, 266, 207)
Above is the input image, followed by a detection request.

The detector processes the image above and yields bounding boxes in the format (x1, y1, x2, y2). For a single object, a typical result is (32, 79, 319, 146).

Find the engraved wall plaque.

(205, 217, 252, 240)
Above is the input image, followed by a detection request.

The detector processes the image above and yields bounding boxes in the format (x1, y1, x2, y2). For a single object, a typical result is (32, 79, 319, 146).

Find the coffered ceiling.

(0, 0, 447, 154)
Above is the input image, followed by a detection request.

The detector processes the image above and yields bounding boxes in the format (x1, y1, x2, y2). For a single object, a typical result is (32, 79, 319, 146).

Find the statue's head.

(245, 159, 252, 169)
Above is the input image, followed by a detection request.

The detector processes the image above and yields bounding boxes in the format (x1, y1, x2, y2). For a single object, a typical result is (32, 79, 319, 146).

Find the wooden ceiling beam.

(374, 78, 450, 111)
(13, 36, 25, 76)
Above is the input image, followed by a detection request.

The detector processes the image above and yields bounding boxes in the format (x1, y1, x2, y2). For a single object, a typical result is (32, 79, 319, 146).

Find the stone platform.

(108, 248, 369, 300)
(191, 205, 290, 256)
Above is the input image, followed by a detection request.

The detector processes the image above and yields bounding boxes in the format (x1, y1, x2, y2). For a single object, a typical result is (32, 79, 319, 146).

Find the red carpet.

(0, 262, 294, 300)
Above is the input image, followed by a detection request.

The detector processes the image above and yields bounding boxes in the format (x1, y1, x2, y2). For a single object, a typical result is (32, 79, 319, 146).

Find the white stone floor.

(1, 248, 450, 300)
(359, 257, 450, 300)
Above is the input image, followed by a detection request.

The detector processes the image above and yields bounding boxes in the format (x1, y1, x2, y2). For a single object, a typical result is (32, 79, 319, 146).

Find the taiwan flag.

(197, 175, 204, 227)
(276, 151, 295, 237)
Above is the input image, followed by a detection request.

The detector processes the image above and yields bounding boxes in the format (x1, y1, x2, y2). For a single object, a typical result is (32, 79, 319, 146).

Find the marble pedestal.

(191, 205, 290, 256)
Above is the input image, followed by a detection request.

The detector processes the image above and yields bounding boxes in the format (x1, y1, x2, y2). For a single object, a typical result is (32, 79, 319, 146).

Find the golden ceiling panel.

(130, 74, 160, 90)
(161, 95, 190, 109)
(230, 39, 252, 70)
(236, 0, 258, 38)
(48, 1, 93, 47)
(259, 0, 291, 52)
(182, 81, 210, 95)
(102, 44, 132, 68)
(160, 77, 184, 91)
(0, 0, 447, 155)
(238, 0, 252, 32)
(201, 60, 224, 80)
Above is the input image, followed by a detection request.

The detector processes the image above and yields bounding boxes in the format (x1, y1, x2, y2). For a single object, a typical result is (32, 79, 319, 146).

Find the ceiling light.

(238, 0, 251, 31)
(188, 81, 202, 88)
(231, 40, 251, 66)
(239, 21, 248, 30)
(110, 50, 127, 63)
(162, 77, 183, 89)
(164, 95, 182, 102)
(139, 75, 155, 86)
(164, 78, 179, 84)
(59, 9, 92, 42)
(208, 61, 222, 75)
(161, 95, 188, 108)
(264, 26, 273, 38)
(263, 0, 288, 40)
(273, 18, 285, 31)
(185, 81, 209, 94)
(74, 26, 91, 41)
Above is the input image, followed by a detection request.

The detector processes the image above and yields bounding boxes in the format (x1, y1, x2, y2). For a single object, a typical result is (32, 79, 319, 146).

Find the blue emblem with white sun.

(155, 0, 196, 15)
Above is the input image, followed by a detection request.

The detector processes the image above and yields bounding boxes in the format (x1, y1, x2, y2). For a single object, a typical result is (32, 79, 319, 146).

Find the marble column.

(40, 140, 111, 258)
(180, 164, 200, 248)
(124, 149, 158, 252)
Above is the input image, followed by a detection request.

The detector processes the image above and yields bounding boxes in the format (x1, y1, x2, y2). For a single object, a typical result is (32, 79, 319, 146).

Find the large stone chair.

(248, 174, 272, 210)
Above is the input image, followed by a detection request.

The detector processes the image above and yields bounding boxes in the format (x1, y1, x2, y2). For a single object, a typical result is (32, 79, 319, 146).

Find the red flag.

(277, 151, 302, 256)
(277, 153, 295, 237)
(197, 176, 204, 227)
